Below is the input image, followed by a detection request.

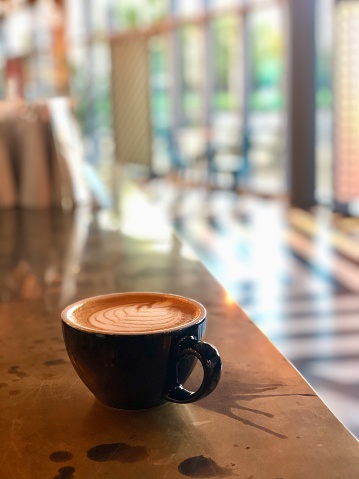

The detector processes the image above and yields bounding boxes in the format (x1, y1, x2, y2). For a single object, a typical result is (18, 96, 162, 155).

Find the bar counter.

(1, 186, 358, 479)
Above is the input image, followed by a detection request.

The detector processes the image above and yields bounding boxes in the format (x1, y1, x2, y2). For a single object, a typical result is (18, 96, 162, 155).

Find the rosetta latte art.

(87, 300, 190, 333)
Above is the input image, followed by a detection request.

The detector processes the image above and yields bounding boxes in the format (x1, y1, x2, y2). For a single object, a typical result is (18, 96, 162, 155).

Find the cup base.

(96, 398, 169, 412)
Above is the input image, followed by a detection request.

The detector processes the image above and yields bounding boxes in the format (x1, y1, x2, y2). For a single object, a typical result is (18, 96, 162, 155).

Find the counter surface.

(1, 195, 358, 479)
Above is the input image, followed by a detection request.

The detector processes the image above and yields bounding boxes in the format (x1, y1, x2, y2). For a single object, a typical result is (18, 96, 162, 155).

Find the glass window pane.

(210, 0, 243, 9)
(66, 0, 87, 42)
(316, 0, 334, 204)
(149, 35, 171, 130)
(174, 0, 205, 16)
(247, 5, 287, 195)
(116, 0, 168, 29)
(212, 15, 241, 114)
(27, 52, 56, 99)
(248, 7, 284, 112)
(180, 25, 205, 125)
(69, 41, 112, 169)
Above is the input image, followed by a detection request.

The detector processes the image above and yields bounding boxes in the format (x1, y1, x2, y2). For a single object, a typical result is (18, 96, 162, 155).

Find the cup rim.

(61, 291, 207, 336)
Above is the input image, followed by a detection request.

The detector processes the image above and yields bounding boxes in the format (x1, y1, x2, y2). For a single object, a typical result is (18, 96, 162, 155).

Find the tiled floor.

(143, 179, 359, 439)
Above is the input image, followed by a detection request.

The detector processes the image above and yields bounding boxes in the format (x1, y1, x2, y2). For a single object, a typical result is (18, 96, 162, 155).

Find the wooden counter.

(0, 187, 358, 479)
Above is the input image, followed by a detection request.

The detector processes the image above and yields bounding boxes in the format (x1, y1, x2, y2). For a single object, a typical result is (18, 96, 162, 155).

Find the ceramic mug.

(61, 292, 222, 409)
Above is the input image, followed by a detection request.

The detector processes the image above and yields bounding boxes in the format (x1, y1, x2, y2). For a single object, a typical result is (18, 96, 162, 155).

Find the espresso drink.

(62, 292, 221, 409)
(65, 292, 204, 335)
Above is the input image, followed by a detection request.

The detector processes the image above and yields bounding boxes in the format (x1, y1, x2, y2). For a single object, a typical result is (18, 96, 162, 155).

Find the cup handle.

(164, 336, 222, 404)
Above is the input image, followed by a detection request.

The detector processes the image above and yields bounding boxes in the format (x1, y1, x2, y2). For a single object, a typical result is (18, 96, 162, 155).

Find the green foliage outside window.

(316, 52, 332, 108)
(212, 15, 239, 112)
(249, 10, 284, 111)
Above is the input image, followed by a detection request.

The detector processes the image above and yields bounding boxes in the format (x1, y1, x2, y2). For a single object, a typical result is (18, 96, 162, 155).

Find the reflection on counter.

(0, 208, 90, 307)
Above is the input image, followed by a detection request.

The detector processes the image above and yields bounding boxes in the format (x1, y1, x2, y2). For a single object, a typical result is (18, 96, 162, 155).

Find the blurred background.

(1, 0, 359, 439)
(0, 0, 335, 202)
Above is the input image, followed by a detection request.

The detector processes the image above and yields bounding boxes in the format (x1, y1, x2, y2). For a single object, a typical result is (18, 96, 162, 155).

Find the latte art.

(88, 300, 187, 333)
(63, 293, 205, 335)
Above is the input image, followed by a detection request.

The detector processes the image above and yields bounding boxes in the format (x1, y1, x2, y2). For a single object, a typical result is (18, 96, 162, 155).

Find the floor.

(143, 178, 359, 440)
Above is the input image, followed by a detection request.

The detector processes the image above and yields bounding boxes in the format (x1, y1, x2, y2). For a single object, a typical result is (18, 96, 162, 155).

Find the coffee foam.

(63, 293, 205, 335)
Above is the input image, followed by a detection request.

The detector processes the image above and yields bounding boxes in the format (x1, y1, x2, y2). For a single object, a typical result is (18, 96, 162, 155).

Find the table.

(1, 188, 358, 479)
